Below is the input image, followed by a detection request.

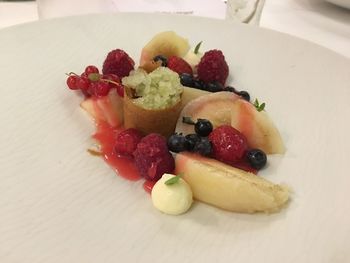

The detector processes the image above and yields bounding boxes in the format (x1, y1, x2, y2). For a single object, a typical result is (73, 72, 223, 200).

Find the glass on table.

(225, 0, 265, 25)
(37, 0, 118, 19)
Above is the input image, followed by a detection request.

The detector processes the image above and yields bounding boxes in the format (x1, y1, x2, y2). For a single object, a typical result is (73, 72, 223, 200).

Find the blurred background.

(0, 0, 349, 57)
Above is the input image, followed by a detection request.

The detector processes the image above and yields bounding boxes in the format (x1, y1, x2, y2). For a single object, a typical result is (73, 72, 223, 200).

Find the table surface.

(0, 0, 349, 58)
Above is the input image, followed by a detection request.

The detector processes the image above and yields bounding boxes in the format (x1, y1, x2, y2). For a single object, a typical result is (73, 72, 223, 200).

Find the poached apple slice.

(80, 89, 123, 127)
(175, 152, 289, 213)
(181, 87, 210, 108)
(175, 91, 241, 135)
(139, 31, 190, 68)
(175, 91, 285, 154)
(80, 97, 103, 122)
(230, 99, 285, 154)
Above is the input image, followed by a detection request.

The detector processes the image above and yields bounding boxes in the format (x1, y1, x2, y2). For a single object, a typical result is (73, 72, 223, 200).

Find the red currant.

(85, 65, 99, 75)
(86, 82, 96, 96)
(81, 89, 91, 98)
(81, 72, 88, 78)
(66, 75, 79, 90)
(76, 77, 90, 91)
(93, 81, 110, 97)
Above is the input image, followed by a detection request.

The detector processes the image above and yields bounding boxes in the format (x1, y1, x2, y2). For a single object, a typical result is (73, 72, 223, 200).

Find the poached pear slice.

(80, 89, 123, 127)
(230, 99, 285, 154)
(175, 91, 285, 154)
(175, 91, 240, 135)
(139, 31, 190, 68)
(175, 152, 289, 213)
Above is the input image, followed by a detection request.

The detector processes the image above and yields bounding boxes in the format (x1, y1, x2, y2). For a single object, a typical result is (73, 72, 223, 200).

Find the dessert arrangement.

(66, 31, 289, 215)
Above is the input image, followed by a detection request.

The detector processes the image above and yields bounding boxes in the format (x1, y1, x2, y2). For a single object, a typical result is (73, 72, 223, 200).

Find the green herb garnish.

(253, 99, 266, 112)
(182, 116, 196, 125)
(164, 174, 183, 185)
(65, 72, 78, 76)
(194, 41, 202, 54)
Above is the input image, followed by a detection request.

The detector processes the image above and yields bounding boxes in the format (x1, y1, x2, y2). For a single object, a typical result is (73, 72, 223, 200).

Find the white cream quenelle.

(151, 173, 193, 215)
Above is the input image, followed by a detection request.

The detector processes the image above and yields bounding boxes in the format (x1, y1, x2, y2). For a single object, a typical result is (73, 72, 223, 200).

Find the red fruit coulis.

(231, 160, 257, 174)
(93, 121, 141, 181)
(143, 180, 156, 194)
(90, 100, 256, 195)
(92, 121, 256, 185)
(93, 121, 157, 193)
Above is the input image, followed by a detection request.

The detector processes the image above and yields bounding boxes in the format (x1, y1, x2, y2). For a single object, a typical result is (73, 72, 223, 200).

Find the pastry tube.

(122, 67, 185, 138)
(123, 92, 183, 138)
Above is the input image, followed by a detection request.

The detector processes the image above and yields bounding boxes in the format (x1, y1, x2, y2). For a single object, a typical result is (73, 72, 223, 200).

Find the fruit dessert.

(65, 31, 289, 215)
(122, 67, 183, 137)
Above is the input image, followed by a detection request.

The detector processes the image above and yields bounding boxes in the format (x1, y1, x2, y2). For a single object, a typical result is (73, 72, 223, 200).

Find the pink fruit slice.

(80, 89, 123, 127)
(230, 99, 285, 154)
(180, 87, 210, 108)
(96, 89, 123, 127)
(175, 91, 285, 154)
(139, 31, 190, 67)
(175, 152, 289, 213)
(175, 91, 241, 135)
(80, 97, 105, 122)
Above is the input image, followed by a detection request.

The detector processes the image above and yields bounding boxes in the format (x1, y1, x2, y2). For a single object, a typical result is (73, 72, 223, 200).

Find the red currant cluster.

(66, 65, 124, 97)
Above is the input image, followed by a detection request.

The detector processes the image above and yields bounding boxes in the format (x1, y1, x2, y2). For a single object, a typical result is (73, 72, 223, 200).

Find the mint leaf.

(164, 176, 180, 185)
(259, 102, 265, 112)
(164, 173, 184, 185)
(253, 99, 266, 112)
(253, 98, 259, 108)
(194, 41, 202, 54)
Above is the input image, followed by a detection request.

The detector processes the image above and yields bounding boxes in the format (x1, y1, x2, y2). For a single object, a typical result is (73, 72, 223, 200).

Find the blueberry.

(153, 55, 167, 67)
(205, 81, 224, 92)
(193, 79, 205, 90)
(185, 133, 201, 151)
(180, 73, 194, 87)
(224, 86, 236, 93)
(224, 86, 250, 101)
(193, 137, 212, 156)
(167, 134, 187, 153)
(195, 119, 213, 137)
(246, 149, 267, 170)
(238, 91, 250, 102)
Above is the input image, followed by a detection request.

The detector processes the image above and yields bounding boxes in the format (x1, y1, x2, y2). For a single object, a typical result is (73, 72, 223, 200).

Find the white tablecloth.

(0, 0, 349, 58)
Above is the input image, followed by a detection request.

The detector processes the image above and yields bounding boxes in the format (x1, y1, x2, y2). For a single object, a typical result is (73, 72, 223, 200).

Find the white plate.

(1, 13, 349, 263)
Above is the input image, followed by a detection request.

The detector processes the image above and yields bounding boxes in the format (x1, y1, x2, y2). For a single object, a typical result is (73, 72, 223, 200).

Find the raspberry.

(197, 50, 229, 85)
(114, 128, 143, 157)
(102, 49, 135, 78)
(167, 56, 193, 75)
(208, 125, 248, 164)
(133, 134, 175, 181)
